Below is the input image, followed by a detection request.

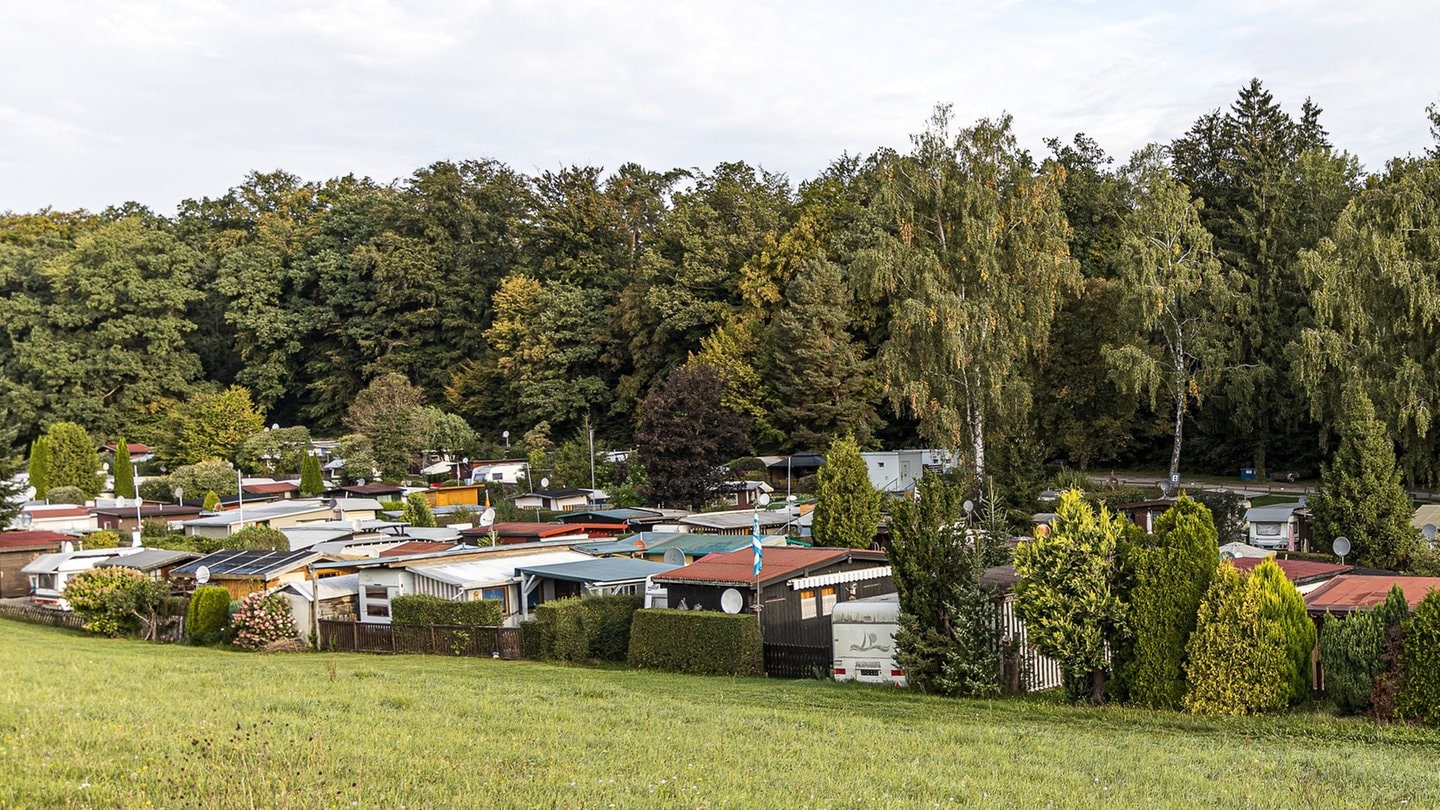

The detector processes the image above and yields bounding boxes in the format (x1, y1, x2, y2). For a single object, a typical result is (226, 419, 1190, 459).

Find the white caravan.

(831, 593, 907, 687)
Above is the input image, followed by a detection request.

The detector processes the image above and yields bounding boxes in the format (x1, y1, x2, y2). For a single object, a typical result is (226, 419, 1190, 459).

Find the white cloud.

(1, 0, 1436, 213)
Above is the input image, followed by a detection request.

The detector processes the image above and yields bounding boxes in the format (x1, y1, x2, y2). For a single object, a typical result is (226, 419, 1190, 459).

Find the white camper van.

(831, 593, 907, 687)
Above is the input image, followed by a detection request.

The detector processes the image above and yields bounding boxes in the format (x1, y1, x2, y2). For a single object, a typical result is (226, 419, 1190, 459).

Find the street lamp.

(132, 463, 142, 547)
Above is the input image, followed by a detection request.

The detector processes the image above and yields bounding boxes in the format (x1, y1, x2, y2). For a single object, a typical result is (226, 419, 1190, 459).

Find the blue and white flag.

(751, 511, 764, 578)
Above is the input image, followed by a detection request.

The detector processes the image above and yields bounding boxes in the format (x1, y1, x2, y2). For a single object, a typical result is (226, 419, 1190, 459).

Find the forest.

(4, 79, 1440, 493)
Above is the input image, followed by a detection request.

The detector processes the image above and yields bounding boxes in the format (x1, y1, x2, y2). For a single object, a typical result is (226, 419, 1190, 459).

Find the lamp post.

(132, 464, 142, 547)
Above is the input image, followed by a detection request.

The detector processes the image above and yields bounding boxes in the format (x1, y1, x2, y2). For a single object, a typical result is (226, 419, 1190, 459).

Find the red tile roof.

(0, 530, 71, 549)
(26, 507, 93, 519)
(1305, 575, 1440, 615)
(104, 442, 151, 454)
(244, 482, 299, 495)
(1232, 557, 1352, 585)
(654, 547, 886, 586)
(379, 541, 462, 557)
(461, 523, 579, 539)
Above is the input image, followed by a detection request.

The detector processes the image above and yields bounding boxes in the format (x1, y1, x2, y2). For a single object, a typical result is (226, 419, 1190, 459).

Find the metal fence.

(763, 642, 831, 679)
(318, 620, 523, 659)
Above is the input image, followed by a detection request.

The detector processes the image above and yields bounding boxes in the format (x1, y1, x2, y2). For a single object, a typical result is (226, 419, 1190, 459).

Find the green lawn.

(1, 619, 1437, 808)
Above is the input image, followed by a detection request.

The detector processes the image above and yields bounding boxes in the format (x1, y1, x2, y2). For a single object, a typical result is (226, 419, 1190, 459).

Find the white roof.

(21, 547, 141, 574)
(281, 573, 360, 601)
(1245, 504, 1302, 523)
(183, 499, 333, 527)
(408, 550, 594, 590)
(1219, 542, 1275, 560)
(332, 498, 384, 512)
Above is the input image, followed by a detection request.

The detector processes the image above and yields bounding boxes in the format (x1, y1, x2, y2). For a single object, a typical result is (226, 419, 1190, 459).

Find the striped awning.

(789, 565, 892, 590)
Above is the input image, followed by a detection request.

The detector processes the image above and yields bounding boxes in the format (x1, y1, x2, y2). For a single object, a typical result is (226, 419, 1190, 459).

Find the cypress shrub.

(582, 595, 644, 662)
(1183, 563, 1288, 715)
(1250, 558, 1317, 705)
(185, 585, 233, 642)
(1398, 590, 1440, 724)
(1319, 608, 1386, 714)
(627, 609, 762, 676)
(1119, 496, 1217, 709)
(391, 595, 502, 626)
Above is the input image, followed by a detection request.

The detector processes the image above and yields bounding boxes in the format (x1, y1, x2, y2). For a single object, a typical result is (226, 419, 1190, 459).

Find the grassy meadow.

(1, 619, 1437, 808)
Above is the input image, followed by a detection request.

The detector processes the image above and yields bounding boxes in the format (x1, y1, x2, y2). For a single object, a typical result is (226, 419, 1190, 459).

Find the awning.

(789, 566, 892, 590)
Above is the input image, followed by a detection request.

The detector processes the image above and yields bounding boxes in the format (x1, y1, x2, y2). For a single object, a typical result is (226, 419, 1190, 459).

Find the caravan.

(831, 593, 907, 687)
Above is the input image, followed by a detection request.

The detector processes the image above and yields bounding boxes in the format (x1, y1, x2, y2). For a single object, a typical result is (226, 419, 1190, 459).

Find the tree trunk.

(1170, 351, 1185, 484)
(971, 397, 986, 480)
(1090, 667, 1106, 704)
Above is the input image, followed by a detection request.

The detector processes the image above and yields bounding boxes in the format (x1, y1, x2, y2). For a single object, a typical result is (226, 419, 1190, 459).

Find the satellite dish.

(663, 547, 686, 566)
(174, 486, 184, 504)
(502, 430, 510, 439)
(1333, 535, 1351, 560)
(195, 565, 210, 585)
(17, 512, 33, 529)
(962, 499, 975, 515)
(756, 492, 771, 507)
(540, 477, 549, 489)
(479, 507, 496, 528)
(720, 588, 744, 614)
(1220, 550, 1236, 561)
(1425, 524, 1438, 542)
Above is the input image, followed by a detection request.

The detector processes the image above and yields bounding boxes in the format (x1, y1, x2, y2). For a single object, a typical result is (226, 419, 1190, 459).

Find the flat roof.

(512, 557, 680, 584)
(653, 547, 886, 587)
(172, 549, 320, 578)
(1305, 575, 1440, 615)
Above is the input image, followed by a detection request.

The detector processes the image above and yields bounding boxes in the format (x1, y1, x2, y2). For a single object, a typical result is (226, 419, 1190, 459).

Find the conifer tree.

(1184, 562, 1288, 715)
(112, 438, 135, 499)
(1013, 490, 1128, 703)
(811, 434, 881, 549)
(402, 492, 436, 528)
(1398, 590, 1440, 725)
(1250, 558, 1317, 704)
(299, 453, 324, 497)
(27, 436, 50, 500)
(1309, 386, 1420, 571)
(46, 422, 103, 497)
(1118, 495, 1217, 708)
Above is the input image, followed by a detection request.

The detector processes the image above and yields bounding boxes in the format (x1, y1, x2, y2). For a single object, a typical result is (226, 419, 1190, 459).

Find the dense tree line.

(4, 80, 1440, 493)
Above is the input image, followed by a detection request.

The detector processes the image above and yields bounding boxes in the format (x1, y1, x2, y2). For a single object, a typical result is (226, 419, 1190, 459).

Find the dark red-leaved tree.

(635, 366, 749, 510)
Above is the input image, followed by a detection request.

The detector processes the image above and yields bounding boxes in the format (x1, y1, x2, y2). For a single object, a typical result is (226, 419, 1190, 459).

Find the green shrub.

(46, 485, 86, 505)
(1398, 590, 1440, 724)
(228, 525, 290, 551)
(63, 566, 166, 637)
(391, 594, 502, 626)
(532, 596, 646, 664)
(1319, 608, 1386, 715)
(627, 609, 763, 676)
(186, 585, 233, 642)
(519, 619, 543, 659)
(1183, 563, 1288, 715)
(83, 530, 126, 549)
(1251, 558, 1316, 705)
(1118, 496, 1217, 709)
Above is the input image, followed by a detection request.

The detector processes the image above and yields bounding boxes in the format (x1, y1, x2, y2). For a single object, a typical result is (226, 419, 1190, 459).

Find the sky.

(2, 0, 1437, 215)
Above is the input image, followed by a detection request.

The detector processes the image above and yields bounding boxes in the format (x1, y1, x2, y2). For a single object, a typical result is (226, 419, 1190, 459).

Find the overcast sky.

(3, 0, 1437, 215)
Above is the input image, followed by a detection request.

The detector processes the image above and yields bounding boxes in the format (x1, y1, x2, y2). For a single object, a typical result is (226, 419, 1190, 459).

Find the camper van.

(831, 593, 907, 687)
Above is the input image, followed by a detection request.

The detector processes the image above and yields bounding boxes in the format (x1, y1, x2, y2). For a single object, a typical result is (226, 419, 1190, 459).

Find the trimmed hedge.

(627, 609, 763, 676)
(185, 585, 232, 642)
(532, 595, 643, 664)
(391, 594, 503, 627)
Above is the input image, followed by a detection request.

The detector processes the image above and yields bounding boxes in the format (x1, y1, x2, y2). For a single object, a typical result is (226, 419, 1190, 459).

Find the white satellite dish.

(756, 492, 771, 507)
(663, 547, 686, 566)
(540, 477, 550, 489)
(1333, 535, 1351, 562)
(479, 507, 496, 528)
(962, 499, 975, 515)
(720, 588, 744, 614)
(195, 565, 210, 585)
(1425, 524, 1437, 543)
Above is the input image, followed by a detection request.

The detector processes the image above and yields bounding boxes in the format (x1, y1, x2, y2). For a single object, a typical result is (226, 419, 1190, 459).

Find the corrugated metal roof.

(1305, 575, 1440, 614)
(102, 549, 201, 571)
(173, 549, 320, 578)
(678, 510, 796, 531)
(183, 500, 332, 527)
(653, 547, 885, 586)
(513, 557, 680, 584)
(1232, 557, 1351, 585)
(408, 550, 595, 589)
(0, 530, 71, 549)
(1245, 504, 1302, 523)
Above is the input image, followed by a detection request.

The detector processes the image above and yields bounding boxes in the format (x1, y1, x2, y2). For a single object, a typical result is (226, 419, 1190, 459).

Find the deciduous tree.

(635, 366, 749, 510)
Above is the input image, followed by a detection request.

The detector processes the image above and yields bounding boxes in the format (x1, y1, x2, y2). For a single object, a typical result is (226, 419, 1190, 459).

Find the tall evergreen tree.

(299, 453, 324, 497)
(1309, 387, 1421, 571)
(1251, 558, 1317, 704)
(811, 434, 881, 549)
(1117, 495, 1218, 708)
(1013, 490, 1129, 703)
(1183, 562, 1289, 715)
(887, 474, 1002, 697)
(46, 422, 102, 497)
(27, 436, 49, 500)
(112, 438, 135, 499)
(768, 258, 880, 451)
(0, 411, 24, 527)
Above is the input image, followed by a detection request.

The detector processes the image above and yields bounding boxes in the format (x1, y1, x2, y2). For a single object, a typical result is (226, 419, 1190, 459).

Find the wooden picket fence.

(0, 603, 85, 630)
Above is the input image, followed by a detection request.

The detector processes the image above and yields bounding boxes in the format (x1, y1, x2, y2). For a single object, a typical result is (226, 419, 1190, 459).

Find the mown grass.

(1, 619, 1437, 808)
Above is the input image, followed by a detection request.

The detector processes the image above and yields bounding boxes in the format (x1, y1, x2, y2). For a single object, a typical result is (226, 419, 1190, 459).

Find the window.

(492, 473, 503, 481)
(820, 586, 837, 616)
(365, 603, 390, 618)
(1255, 523, 1282, 537)
(478, 587, 508, 613)
(364, 585, 389, 600)
(799, 589, 817, 620)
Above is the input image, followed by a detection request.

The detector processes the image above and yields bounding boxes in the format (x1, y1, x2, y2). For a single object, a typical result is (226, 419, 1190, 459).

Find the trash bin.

(1240, 468, 1256, 481)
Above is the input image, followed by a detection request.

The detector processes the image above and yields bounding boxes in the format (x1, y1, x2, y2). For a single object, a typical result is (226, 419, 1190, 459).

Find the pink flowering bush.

(230, 592, 296, 651)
